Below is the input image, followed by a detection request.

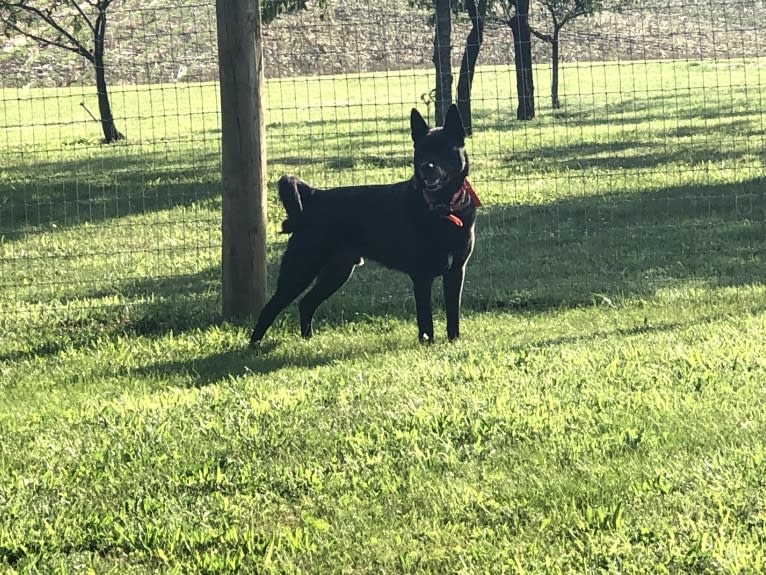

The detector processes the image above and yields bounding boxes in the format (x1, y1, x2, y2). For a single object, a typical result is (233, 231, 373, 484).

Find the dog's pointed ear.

(410, 108, 430, 144)
(443, 104, 466, 146)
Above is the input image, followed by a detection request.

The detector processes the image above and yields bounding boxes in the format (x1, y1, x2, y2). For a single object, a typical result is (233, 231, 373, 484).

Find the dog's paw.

(418, 333, 434, 345)
(249, 333, 265, 351)
(249, 339, 277, 354)
(300, 325, 314, 339)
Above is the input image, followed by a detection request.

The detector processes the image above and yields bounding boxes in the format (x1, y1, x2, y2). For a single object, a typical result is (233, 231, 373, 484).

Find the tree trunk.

(551, 28, 560, 109)
(456, 0, 486, 135)
(94, 12, 124, 143)
(216, 0, 268, 322)
(508, 0, 535, 121)
(433, 0, 452, 126)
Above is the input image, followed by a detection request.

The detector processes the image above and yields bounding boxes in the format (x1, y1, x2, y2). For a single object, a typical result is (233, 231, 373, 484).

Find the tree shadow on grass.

(272, 109, 763, 184)
(467, 175, 766, 311)
(507, 91, 761, 128)
(0, 270, 223, 364)
(502, 120, 763, 172)
(0, 146, 221, 238)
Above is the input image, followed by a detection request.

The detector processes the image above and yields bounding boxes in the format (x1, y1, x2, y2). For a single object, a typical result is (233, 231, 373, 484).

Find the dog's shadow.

(135, 332, 410, 389)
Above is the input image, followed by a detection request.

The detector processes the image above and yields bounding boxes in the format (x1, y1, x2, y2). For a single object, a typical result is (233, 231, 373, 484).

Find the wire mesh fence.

(1, 1, 222, 341)
(1, 0, 764, 346)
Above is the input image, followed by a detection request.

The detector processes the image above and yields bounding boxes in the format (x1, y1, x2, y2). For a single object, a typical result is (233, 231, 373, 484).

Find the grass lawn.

(1, 58, 765, 573)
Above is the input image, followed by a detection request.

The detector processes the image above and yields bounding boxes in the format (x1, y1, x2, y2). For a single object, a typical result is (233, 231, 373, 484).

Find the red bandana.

(462, 179, 482, 207)
(444, 179, 481, 227)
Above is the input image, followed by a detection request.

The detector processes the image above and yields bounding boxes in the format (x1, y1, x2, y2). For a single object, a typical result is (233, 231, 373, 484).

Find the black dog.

(250, 103, 480, 347)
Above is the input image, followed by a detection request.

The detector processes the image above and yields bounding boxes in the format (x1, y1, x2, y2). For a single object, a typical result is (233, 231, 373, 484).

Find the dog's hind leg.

(298, 250, 362, 338)
(249, 242, 321, 347)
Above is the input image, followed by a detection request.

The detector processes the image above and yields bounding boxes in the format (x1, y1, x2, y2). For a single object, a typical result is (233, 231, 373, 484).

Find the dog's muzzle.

(419, 162, 448, 191)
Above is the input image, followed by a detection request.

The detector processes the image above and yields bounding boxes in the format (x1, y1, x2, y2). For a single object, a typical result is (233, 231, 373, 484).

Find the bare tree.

(0, 0, 321, 143)
(411, 0, 483, 128)
(496, 0, 534, 120)
(456, 0, 487, 134)
(432, 0, 453, 126)
(453, 0, 536, 122)
(1, 0, 125, 142)
(532, 0, 594, 109)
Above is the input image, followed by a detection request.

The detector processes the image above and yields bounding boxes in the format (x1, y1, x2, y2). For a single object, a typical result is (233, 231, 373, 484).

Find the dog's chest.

(408, 222, 473, 274)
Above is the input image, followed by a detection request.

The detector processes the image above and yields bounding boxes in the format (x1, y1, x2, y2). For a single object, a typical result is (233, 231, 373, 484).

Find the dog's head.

(410, 104, 469, 217)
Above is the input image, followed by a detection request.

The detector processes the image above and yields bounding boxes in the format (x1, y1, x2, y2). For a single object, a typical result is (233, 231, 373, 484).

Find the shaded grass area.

(1, 59, 766, 573)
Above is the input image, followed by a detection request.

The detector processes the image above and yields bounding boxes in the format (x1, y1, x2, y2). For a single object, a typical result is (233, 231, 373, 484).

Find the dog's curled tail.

(278, 174, 314, 233)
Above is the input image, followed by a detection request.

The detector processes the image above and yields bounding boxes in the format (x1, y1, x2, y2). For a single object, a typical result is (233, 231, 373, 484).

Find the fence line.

(1, 0, 764, 341)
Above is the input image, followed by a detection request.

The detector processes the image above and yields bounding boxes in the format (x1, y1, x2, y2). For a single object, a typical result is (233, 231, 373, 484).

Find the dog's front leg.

(412, 275, 435, 343)
(443, 263, 466, 341)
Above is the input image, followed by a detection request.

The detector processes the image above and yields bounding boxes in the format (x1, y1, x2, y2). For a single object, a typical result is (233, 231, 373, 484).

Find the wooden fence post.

(216, 0, 268, 322)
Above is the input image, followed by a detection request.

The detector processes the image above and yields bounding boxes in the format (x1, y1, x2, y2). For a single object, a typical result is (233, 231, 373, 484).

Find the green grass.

(1, 59, 766, 573)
